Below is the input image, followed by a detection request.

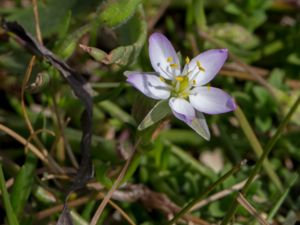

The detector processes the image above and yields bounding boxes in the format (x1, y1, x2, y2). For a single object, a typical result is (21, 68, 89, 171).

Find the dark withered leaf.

(1, 19, 94, 224)
(57, 206, 74, 225)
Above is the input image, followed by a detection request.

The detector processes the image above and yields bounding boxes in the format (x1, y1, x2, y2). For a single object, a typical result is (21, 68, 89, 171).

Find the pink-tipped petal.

(126, 72, 170, 100)
(149, 33, 181, 79)
(169, 97, 195, 124)
(189, 87, 237, 114)
(184, 49, 228, 86)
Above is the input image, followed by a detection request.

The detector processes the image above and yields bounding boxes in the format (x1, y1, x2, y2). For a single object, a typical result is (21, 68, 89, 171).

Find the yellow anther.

(196, 60, 205, 72)
(176, 76, 184, 82)
(159, 76, 165, 82)
(170, 63, 179, 69)
(207, 84, 211, 91)
(185, 56, 190, 64)
(192, 80, 196, 85)
(167, 57, 173, 62)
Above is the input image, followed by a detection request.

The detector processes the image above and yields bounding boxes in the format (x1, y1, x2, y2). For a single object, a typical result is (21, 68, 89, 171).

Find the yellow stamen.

(167, 57, 173, 62)
(207, 84, 211, 91)
(159, 76, 165, 82)
(196, 60, 205, 72)
(193, 80, 196, 85)
(170, 63, 179, 68)
(176, 76, 184, 82)
(185, 56, 190, 64)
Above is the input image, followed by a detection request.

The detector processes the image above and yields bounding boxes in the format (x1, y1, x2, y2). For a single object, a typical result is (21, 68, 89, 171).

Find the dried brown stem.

(237, 192, 269, 225)
(36, 193, 136, 225)
(21, 57, 63, 173)
(89, 139, 140, 225)
(32, 0, 43, 44)
(0, 124, 47, 163)
(190, 177, 258, 211)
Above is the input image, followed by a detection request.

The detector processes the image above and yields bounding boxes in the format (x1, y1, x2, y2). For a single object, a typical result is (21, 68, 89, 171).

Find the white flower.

(125, 33, 236, 140)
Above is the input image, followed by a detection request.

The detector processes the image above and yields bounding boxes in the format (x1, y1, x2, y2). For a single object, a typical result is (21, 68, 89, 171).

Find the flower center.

(174, 76, 189, 95)
(161, 56, 207, 98)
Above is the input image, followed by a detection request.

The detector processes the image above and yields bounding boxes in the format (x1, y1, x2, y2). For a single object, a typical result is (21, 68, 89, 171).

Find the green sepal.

(189, 111, 210, 140)
(138, 100, 171, 130)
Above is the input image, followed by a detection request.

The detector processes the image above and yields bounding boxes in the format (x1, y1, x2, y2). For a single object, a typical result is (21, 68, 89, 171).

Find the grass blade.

(0, 164, 20, 225)
(234, 106, 283, 191)
(10, 152, 37, 217)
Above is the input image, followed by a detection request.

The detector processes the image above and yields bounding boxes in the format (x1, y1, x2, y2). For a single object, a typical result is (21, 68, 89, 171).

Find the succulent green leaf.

(97, 0, 142, 28)
(82, 6, 147, 66)
(79, 44, 107, 62)
(33, 186, 57, 205)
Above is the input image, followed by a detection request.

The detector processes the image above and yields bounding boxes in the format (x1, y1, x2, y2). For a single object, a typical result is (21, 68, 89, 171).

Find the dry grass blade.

(31, 0, 43, 44)
(21, 56, 48, 157)
(36, 193, 136, 225)
(21, 56, 37, 136)
(21, 56, 63, 173)
(237, 192, 269, 225)
(87, 183, 210, 225)
(0, 124, 47, 163)
(190, 176, 258, 211)
(24, 128, 55, 154)
(51, 96, 79, 169)
(108, 200, 136, 225)
(90, 140, 140, 225)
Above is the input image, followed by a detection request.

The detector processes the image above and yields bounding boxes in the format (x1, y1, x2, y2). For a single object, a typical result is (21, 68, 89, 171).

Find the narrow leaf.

(268, 174, 298, 221)
(10, 152, 37, 217)
(0, 164, 20, 225)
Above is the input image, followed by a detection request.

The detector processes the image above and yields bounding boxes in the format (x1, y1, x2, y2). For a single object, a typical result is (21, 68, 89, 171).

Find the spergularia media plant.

(125, 33, 236, 140)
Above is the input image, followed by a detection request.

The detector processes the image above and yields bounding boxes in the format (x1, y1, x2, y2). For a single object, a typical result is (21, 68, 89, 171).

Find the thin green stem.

(221, 94, 300, 225)
(167, 160, 246, 225)
(234, 106, 283, 191)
